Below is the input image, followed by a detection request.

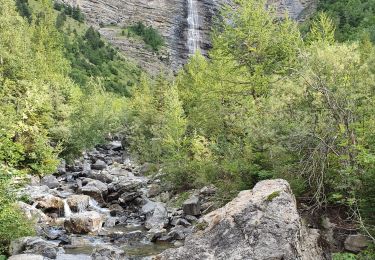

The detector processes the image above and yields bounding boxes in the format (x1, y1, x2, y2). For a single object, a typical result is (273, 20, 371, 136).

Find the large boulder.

(17, 202, 51, 223)
(41, 175, 59, 189)
(182, 196, 200, 216)
(66, 195, 90, 212)
(34, 194, 64, 211)
(64, 211, 104, 234)
(143, 201, 169, 230)
(91, 245, 126, 260)
(80, 179, 108, 204)
(159, 179, 325, 260)
(10, 237, 61, 259)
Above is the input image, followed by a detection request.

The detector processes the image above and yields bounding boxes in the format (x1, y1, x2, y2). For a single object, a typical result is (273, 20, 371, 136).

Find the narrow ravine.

(187, 0, 201, 54)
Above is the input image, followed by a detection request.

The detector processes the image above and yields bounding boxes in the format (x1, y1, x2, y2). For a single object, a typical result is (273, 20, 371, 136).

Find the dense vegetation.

(124, 0, 375, 247)
(0, 0, 132, 253)
(126, 22, 165, 52)
(305, 0, 375, 43)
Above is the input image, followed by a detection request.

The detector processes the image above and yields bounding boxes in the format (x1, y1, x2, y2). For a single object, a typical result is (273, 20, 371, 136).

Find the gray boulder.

(159, 179, 325, 260)
(182, 196, 200, 216)
(64, 211, 104, 234)
(142, 201, 169, 230)
(80, 179, 108, 204)
(66, 194, 90, 212)
(91, 160, 107, 170)
(41, 175, 59, 189)
(91, 245, 126, 260)
(10, 237, 61, 259)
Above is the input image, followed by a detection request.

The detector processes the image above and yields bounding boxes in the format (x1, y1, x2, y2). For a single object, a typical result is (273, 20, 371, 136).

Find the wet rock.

(119, 191, 141, 203)
(344, 234, 370, 253)
(103, 217, 118, 228)
(80, 179, 108, 204)
(182, 196, 200, 216)
(159, 179, 325, 260)
(10, 236, 61, 259)
(8, 254, 45, 260)
(91, 160, 107, 170)
(66, 195, 90, 212)
(41, 175, 59, 189)
(17, 202, 51, 223)
(34, 194, 64, 211)
(109, 204, 123, 216)
(91, 245, 126, 260)
(64, 211, 104, 234)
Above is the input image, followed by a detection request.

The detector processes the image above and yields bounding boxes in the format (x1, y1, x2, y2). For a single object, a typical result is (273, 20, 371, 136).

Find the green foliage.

(0, 165, 35, 255)
(64, 26, 141, 96)
(125, 0, 375, 236)
(62, 81, 127, 159)
(53, 2, 84, 22)
(128, 22, 164, 51)
(306, 0, 375, 43)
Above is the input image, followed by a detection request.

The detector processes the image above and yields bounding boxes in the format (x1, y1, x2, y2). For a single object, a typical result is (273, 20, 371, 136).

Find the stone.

(91, 160, 107, 170)
(34, 194, 64, 211)
(56, 254, 92, 260)
(80, 179, 108, 204)
(8, 254, 45, 260)
(103, 217, 118, 228)
(57, 160, 67, 174)
(168, 225, 192, 240)
(199, 185, 217, 196)
(182, 196, 200, 216)
(148, 183, 162, 197)
(184, 215, 198, 223)
(66, 195, 90, 212)
(119, 191, 141, 203)
(144, 202, 169, 230)
(344, 234, 370, 253)
(10, 237, 61, 259)
(41, 175, 59, 189)
(64, 211, 104, 234)
(91, 245, 126, 260)
(159, 179, 325, 260)
(17, 202, 51, 223)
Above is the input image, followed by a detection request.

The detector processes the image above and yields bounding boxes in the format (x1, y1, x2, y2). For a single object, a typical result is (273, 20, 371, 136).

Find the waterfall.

(187, 0, 200, 54)
(63, 199, 72, 218)
(89, 198, 110, 215)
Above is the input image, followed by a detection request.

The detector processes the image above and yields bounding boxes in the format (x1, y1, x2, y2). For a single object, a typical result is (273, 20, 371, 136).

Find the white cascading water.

(187, 0, 200, 54)
(63, 199, 72, 218)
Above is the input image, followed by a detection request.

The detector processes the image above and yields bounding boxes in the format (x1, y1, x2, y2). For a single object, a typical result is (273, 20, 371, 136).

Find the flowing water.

(187, 0, 200, 54)
(63, 199, 72, 218)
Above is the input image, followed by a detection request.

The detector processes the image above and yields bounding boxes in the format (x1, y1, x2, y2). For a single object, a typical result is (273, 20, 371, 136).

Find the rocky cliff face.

(61, 0, 316, 73)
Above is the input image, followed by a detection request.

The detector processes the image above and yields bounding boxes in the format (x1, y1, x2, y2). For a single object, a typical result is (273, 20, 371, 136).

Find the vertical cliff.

(61, 0, 315, 73)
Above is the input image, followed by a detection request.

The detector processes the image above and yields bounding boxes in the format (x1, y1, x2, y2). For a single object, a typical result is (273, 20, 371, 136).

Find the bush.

(0, 166, 35, 255)
(128, 22, 164, 51)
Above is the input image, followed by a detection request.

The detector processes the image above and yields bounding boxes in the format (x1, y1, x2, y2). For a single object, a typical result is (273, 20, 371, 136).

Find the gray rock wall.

(61, 0, 316, 73)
